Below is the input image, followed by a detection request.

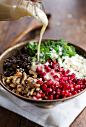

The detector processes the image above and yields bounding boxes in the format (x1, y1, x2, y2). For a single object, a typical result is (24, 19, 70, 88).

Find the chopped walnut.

(2, 69, 42, 99)
(29, 70, 37, 78)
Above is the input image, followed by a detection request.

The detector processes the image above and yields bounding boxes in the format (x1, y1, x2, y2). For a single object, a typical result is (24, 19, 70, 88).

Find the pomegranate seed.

(36, 93, 41, 99)
(73, 78, 77, 83)
(46, 88, 52, 92)
(82, 78, 86, 83)
(41, 93, 45, 98)
(33, 59, 86, 100)
(37, 80, 43, 85)
(41, 84, 47, 91)
(40, 66, 44, 70)
(32, 96, 37, 100)
(63, 96, 66, 98)
(39, 70, 43, 74)
(77, 81, 82, 85)
(66, 70, 70, 74)
(46, 67, 51, 72)
(64, 90, 69, 97)
(51, 88, 55, 92)
(81, 89, 84, 91)
(55, 88, 61, 92)
(44, 91, 48, 95)
(55, 67, 60, 72)
(69, 86, 74, 92)
(81, 85, 85, 89)
(50, 91, 56, 95)
(77, 79, 81, 82)
(66, 83, 70, 88)
(74, 85, 80, 90)
(70, 73, 76, 79)
(59, 85, 62, 89)
(52, 64, 57, 69)
(72, 91, 77, 95)
(54, 77, 59, 82)
(46, 79, 54, 86)
(63, 77, 68, 81)
(61, 90, 65, 96)
(50, 70, 55, 75)
(56, 91, 61, 95)
(59, 73, 63, 78)
(38, 74, 42, 78)
(42, 71, 46, 75)
(68, 80, 73, 84)
(73, 83, 76, 87)
(47, 59, 51, 63)
(84, 82, 86, 86)
(68, 92, 72, 97)
(62, 70, 66, 75)
(68, 76, 71, 80)
(52, 59, 57, 64)
(48, 95, 53, 100)
(54, 82, 59, 87)
(44, 65, 48, 69)
(51, 84, 55, 88)
(59, 80, 64, 85)
(69, 84, 73, 87)
(59, 68, 64, 72)
(64, 74, 68, 77)
(54, 95, 60, 99)
(63, 86, 67, 91)
(42, 76, 47, 81)
(36, 67, 40, 72)
(53, 75, 58, 79)
(77, 90, 81, 93)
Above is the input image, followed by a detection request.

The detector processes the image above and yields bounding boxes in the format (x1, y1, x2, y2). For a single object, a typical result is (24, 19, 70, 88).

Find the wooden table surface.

(0, 0, 86, 127)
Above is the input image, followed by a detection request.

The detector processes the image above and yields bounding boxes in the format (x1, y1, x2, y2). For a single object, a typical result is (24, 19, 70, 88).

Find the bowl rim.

(0, 39, 86, 103)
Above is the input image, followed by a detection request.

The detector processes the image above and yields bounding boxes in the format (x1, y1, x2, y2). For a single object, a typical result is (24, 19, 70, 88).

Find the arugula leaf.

(27, 42, 38, 56)
(27, 39, 77, 63)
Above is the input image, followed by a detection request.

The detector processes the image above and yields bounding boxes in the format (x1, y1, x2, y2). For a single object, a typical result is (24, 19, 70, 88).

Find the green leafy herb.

(27, 39, 76, 63)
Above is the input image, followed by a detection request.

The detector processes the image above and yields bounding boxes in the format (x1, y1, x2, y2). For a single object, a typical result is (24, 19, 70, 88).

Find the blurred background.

(0, 0, 86, 126)
(0, 0, 86, 53)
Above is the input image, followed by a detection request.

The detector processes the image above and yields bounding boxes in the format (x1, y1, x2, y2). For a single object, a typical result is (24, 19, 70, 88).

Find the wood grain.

(0, 0, 86, 127)
(7, 19, 43, 49)
(20, 117, 42, 127)
(0, 107, 21, 127)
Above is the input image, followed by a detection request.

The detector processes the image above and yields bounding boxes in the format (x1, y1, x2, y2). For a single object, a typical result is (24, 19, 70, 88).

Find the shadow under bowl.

(0, 39, 86, 108)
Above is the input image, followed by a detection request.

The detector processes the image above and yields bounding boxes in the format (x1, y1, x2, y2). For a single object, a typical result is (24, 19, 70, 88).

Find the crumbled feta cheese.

(59, 52, 62, 55)
(50, 49, 58, 58)
(45, 62, 50, 66)
(58, 54, 86, 79)
(31, 62, 42, 71)
(59, 46, 62, 52)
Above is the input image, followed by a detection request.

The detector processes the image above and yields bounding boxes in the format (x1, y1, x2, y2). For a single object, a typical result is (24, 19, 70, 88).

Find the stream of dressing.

(0, 0, 48, 62)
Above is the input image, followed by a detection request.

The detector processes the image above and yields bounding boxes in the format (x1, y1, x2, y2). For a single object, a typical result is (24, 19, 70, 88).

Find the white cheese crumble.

(31, 62, 42, 71)
(45, 62, 50, 66)
(58, 54, 86, 79)
(31, 62, 60, 83)
(50, 49, 58, 59)
(59, 46, 62, 52)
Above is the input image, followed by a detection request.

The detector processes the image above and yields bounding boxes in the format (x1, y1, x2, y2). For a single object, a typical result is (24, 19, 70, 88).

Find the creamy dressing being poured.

(0, 0, 48, 62)
(32, 5, 48, 62)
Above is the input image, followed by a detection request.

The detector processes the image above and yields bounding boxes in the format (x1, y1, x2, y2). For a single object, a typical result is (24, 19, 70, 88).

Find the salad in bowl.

(0, 39, 86, 107)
